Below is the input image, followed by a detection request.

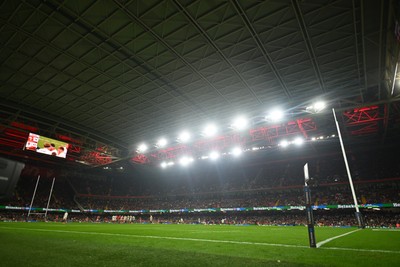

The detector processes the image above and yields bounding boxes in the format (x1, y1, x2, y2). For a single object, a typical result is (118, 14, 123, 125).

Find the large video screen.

(25, 133, 69, 158)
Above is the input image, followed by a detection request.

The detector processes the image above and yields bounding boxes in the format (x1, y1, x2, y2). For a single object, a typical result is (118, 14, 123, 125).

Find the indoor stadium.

(1, 0, 400, 266)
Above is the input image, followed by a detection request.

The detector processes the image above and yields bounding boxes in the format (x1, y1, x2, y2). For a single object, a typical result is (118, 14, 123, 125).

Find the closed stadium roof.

(1, 0, 400, 165)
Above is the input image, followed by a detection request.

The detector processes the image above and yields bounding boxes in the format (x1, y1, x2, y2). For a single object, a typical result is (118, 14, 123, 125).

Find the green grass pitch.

(0, 222, 399, 266)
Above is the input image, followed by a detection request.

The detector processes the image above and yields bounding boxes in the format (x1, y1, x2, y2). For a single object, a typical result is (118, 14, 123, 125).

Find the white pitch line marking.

(372, 229, 400, 232)
(0, 226, 308, 249)
(1, 226, 399, 254)
(319, 246, 400, 254)
(316, 229, 361, 248)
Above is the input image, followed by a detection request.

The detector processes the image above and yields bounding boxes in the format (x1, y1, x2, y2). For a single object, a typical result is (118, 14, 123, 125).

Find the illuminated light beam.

(178, 131, 191, 143)
(203, 123, 218, 137)
(293, 137, 304, 146)
(279, 140, 289, 148)
(209, 151, 220, 160)
(231, 147, 242, 156)
(179, 156, 194, 166)
(231, 116, 248, 131)
(266, 109, 284, 122)
(137, 143, 148, 153)
(156, 138, 168, 148)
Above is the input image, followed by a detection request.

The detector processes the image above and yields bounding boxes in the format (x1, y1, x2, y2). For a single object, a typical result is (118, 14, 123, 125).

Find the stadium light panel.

(179, 156, 193, 166)
(203, 123, 218, 137)
(160, 162, 167, 168)
(209, 151, 220, 160)
(157, 138, 168, 148)
(231, 116, 248, 130)
(178, 131, 191, 143)
(267, 109, 284, 122)
(293, 137, 304, 146)
(307, 101, 326, 113)
(279, 140, 289, 148)
(137, 143, 148, 153)
(231, 147, 242, 156)
(314, 101, 326, 112)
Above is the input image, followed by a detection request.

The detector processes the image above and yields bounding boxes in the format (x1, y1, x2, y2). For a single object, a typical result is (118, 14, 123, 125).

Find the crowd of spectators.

(72, 182, 399, 211)
(1, 149, 400, 228)
(1, 210, 399, 228)
(3, 175, 78, 209)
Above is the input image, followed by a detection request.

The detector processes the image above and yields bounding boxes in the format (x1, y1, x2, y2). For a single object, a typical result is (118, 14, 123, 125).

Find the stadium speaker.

(0, 157, 25, 199)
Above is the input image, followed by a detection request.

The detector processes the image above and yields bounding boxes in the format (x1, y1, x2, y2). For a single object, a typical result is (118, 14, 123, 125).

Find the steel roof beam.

(291, 0, 325, 94)
(230, 0, 292, 99)
(359, 0, 367, 103)
(172, 0, 263, 105)
(112, 0, 233, 107)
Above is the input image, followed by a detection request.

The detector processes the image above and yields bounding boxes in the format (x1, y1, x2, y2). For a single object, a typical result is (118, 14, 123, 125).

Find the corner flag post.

(304, 163, 316, 248)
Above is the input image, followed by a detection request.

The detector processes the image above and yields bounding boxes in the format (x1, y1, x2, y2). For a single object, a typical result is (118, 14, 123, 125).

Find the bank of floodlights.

(311, 134, 336, 142)
(231, 147, 242, 156)
(156, 138, 168, 148)
(177, 131, 191, 143)
(231, 116, 248, 130)
(279, 137, 305, 148)
(179, 156, 194, 166)
(293, 137, 304, 146)
(279, 140, 290, 148)
(203, 123, 218, 137)
(160, 161, 175, 168)
(137, 143, 148, 153)
(135, 101, 331, 168)
(306, 101, 326, 113)
(266, 109, 284, 122)
(209, 151, 220, 160)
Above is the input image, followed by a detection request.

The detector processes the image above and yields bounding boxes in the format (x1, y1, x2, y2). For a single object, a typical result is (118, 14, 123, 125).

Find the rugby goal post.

(27, 176, 56, 221)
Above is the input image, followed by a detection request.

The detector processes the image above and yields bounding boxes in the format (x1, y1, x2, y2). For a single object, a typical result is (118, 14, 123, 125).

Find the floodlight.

(267, 109, 284, 122)
(314, 101, 326, 112)
(161, 162, 167, 168)
(279, 140, 289, 147)
(179, 156, 193, 166)
(231, 147, 242, 156)
(203, 123, 218, 137)
(167, 161, 175, 166)
(311, 137, 316, 141)
(231, 116, 248, 130)
(209, 151, 220, 160)
(157, 138, 167, 148)
(137, 143, 148, 153)
(178, 131, 191, 143)
(307, 101, 326, 113)
(293, 137, 304, 146)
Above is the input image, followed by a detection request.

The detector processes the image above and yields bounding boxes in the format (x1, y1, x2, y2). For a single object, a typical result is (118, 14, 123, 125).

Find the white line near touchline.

(1, 226, 399, 254)
(372, 229, 400, 232)
(0, 226, 309, 248)
(316, 229, 361, 248)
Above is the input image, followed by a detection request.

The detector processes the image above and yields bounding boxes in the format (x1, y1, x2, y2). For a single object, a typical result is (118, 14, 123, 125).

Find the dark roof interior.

(1, 0, 400, 167)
